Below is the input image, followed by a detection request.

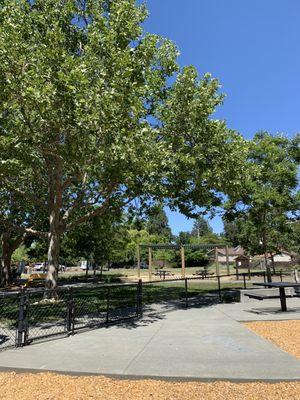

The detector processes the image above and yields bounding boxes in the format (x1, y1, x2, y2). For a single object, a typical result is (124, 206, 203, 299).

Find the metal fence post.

(280, 270, 283, 282)
(136, 279, 143, 317)
(263, 271, 266, 283)
(243, 273, 247, 289)
(217, 276, 222, 302)
(16, 289, 28, 347)
(184, 278, 188, 309)
(67, 287, 75, 335)
(106, 287, 111, 324)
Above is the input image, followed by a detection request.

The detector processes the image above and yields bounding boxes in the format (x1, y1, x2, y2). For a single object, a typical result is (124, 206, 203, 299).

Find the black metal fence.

(0, 281, 142, 351)
(0, 270, 285, 351)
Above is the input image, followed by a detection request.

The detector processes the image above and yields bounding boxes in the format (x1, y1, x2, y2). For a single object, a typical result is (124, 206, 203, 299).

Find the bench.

(245, 293, 292, 301)
(245, 292, 300, 301)
(249, 282, 300, 312)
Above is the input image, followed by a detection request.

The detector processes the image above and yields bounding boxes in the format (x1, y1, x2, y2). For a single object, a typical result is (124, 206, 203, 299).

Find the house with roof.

(252, 250, 298, 264)
(210, 246, 298, 266)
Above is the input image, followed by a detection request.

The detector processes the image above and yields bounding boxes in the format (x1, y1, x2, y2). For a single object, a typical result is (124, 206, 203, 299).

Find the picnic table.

(254, 282, 300, 312)
(155, 269, 171, 280)
(194, 268, 212, 279)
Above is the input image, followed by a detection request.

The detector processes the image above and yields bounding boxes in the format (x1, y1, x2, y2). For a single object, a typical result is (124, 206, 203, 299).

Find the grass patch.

(0, 280, 247, 329)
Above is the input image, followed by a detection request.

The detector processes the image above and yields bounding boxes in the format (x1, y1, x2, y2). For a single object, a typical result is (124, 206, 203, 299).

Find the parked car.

(33, 262, 46, 271)
(140, 262, 148, 269)
(80, 261, 98, 271)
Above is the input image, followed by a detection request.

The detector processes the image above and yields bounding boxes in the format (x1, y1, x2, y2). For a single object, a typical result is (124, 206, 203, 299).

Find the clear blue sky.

(142, 0, 300, 235)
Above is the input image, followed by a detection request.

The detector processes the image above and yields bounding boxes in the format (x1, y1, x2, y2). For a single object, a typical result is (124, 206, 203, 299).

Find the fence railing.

(0, 269, 289, 351)
(0, 281, 142, 351)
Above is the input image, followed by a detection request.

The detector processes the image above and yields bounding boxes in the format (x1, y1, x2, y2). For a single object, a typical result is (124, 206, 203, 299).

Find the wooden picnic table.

(194, 268, 211, 279)
(254, 282, 300, 312)
(156, 269, 171, 280)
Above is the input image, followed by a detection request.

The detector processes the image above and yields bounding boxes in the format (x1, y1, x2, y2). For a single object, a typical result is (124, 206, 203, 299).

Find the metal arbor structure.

(136, 243, 230, 280)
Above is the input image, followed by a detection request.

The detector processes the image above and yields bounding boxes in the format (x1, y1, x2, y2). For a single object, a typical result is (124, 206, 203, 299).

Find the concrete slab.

(217, 298, 300, 321)
(0, 303, 299, 381)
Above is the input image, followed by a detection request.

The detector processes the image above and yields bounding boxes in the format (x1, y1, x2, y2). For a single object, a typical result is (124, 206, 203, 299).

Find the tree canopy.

(0, 0, 248, 287)
(191, 216, 213, 238)
(224, 132, 299, 279)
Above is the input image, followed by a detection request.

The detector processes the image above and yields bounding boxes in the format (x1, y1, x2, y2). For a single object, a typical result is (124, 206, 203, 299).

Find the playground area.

(1, 257, 300, 398)
(0, 299, 299, 399)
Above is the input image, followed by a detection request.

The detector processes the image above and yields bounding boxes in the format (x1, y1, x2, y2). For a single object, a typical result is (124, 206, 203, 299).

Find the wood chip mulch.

(0, 372, 299, 400)
(245, 320, 300, 359)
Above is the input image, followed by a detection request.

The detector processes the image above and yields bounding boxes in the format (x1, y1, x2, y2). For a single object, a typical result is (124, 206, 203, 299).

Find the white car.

(33, 262, 46, 271)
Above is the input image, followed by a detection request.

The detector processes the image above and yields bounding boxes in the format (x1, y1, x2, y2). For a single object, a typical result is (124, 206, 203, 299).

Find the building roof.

(207, 245, 245, 257)
(216, 245, 245, 256)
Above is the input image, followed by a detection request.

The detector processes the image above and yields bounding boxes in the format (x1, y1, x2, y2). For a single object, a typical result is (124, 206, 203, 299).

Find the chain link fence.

(0, 292, 19, 350)
(0, 282, 143, 350)
(0, 271, 287, 351)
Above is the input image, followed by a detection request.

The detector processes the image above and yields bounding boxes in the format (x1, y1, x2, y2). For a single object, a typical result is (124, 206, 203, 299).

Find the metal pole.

(137, 245, 141, 279)
(263, 271, 266, 283)
(243, 273, 247, 289)
(217, 275, 222, 302)
(136, 279, 143, 317)
(106, 287, 110, 324)
(67, 287, 75, 335)
(279, 287, 287, 312)
(148, 247, 153, 281)
(184, 278, 188, 309)
(181, 246, 186, 278)
(215, 247, 220, 276)
(16, 289, 28, 347)
(225, 245, 230, 275)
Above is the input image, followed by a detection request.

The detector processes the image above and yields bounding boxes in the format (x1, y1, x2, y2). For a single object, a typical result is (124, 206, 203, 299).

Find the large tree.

(0, 0, 248, 288)
(146, 204, 172, 240)
(191, 216, 213, 239)
(0, 146, 48, 285)
(224, 132, 299, 281)
(222, 220, 240, 247)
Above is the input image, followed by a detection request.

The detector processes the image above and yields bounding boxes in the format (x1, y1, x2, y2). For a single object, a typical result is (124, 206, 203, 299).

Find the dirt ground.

(0, 372, 299, 400)
(245, 320, 300, 359)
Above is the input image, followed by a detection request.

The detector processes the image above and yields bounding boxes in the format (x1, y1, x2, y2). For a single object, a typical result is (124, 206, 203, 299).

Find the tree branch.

(1, 183, 48, 211)
(11, 224, 48, 239)
(64, 183, 126, 231)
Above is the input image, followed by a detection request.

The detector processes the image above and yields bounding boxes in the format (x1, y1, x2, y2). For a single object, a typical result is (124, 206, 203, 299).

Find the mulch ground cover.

(0, 372, 299, 400)
(245, 320, 300, 359)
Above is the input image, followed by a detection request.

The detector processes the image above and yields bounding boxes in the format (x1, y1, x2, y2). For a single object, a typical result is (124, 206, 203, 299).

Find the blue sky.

(142, 0, 300, 235)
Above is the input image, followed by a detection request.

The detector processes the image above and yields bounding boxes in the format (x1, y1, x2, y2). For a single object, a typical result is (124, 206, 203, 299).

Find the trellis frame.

(137, 243, 230, 280)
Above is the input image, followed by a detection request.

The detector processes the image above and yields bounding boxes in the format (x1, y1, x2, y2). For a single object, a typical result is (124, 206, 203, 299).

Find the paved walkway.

(0, 299, 299, 381)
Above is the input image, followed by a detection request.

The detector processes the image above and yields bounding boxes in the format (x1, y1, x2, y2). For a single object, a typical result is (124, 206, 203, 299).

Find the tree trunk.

(2, 254, 12, 286)
(261, 213, 272, 283)
(46, 153, 63, 290)
(1, 232, 15, 287)
(46, 209, 60, 289)
(270, 253, 276, 274)
(264, 251, 272, 283)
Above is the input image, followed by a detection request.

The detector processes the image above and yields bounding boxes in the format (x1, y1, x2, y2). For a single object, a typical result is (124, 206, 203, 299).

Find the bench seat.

(245, 293, 295, 301)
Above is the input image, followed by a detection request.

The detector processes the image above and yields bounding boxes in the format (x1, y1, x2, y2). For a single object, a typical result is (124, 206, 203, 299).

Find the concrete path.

(0, 299, 300, 381)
